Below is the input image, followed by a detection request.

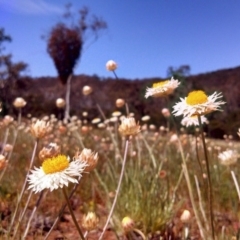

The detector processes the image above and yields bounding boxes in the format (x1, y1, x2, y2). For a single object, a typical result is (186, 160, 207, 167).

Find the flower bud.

(0, 154, 7, 170)
(82, 86, 93, 96)
(3, 144, 13, 153)
(30, 120, 50, 139)
(149, 124, 156, 130)
(122, 216, 135, 232)
(75, 148, 98, 172)
(180, 210, 191, 223)
(116, 98, 125, 108)
(106, 60, 117, 71)
(3, 115, 14, 126)
(118, 117, 140, 137)
(112, 111, 122, 117)
(170, 134, 178, 143)
(56, 98, 66, 108)
(81, 126, 89, 134)
(161, 108, 170, 118)
(13, 97, 27, 108)
(91, 118, 101, 124)
(39, 143, 61, 161)
(141, 115, 150, 122)
(82, 212, 99, 231)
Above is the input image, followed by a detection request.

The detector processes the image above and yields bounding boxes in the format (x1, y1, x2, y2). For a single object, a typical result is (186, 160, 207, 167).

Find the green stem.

(197, 115, 215, 240)
(62, 187, 85, 240)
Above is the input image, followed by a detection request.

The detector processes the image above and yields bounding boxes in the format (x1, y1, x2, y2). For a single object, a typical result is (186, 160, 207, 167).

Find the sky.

(0, 0, 240, 80)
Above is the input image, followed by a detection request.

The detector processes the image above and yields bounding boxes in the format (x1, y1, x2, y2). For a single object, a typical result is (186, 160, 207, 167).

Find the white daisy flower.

(145, 77, 180, 98)
(28, 155, 87, 193)
(181, 115, 208, 127)
(172, 90, 225, 117)
(218, 149, 238, 166)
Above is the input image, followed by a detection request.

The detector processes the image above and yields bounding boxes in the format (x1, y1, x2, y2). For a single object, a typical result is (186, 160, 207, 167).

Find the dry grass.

(0, 109, 240, 240)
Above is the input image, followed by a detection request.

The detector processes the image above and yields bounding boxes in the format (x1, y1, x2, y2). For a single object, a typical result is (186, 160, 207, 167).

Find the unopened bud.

(116, 98, 125, 108)
(13, 97, 27, 108)
(122, 216, 135, 232)
(82, 86, 93, 96)
(180, 210, 191, 223)
(82, 212, 99, 231)
(30, 120, 50, 139)
(3, 144, 13, 153)
(75, 148, 98, 172)
(56, 98, 66, 108)
(39, 143, 61, 161)
(3, 115, 14, 126)
(141, 115, 150, 122)
(161, 108, 170, 118)
(106, 60, 117, 71)
(0, 154, 7, 170)
(118, 117, 140, 137)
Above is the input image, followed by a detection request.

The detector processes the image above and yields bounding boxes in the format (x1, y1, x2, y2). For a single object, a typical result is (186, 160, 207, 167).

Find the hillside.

(1, 66, 240, 138)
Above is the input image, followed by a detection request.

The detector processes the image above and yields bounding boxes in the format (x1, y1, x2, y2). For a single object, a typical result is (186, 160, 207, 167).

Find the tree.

(167, 64, 191, 98)
(0, 28, 28, 115)
(0, 28, 11, 54)
(47, 4, 107, 120)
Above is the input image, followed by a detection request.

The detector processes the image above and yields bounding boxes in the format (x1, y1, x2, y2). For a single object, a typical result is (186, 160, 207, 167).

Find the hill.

(1, 66, 240, 138)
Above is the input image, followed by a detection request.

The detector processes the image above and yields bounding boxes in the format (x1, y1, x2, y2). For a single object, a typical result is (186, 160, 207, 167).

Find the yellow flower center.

(152, 80, 169, 88)
(186, 90, 208, 105)
(42, 155, 69, 174)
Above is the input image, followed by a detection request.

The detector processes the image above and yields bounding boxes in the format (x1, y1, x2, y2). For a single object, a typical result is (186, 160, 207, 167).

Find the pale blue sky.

(0, 0, 240, 79)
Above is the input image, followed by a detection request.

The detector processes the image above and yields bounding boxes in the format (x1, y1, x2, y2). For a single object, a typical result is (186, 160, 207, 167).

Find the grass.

(0, 106, 240, 240)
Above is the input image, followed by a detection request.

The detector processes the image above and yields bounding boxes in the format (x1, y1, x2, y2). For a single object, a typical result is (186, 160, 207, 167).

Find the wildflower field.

(0, 63, 240, 240)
